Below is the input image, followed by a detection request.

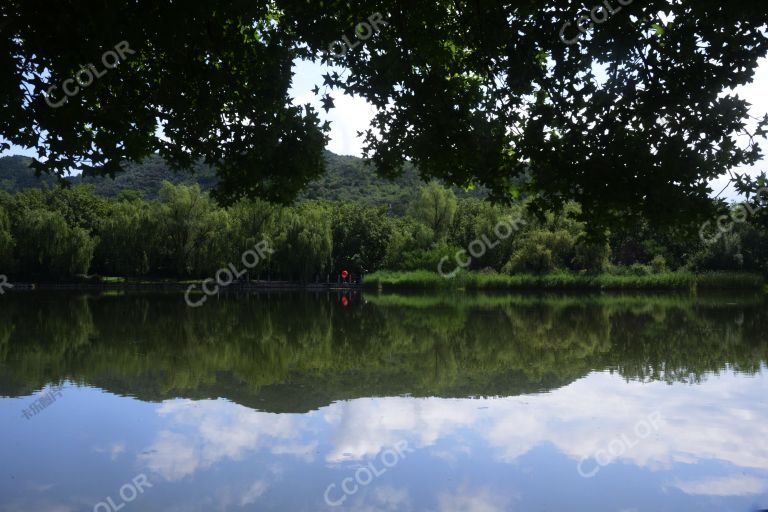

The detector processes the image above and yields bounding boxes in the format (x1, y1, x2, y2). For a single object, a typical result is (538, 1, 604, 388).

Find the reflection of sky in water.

(1, 370, 767, 511)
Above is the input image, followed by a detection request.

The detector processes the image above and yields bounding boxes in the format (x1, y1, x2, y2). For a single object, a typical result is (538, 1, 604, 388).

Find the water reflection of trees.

(0, 292, 765, 412)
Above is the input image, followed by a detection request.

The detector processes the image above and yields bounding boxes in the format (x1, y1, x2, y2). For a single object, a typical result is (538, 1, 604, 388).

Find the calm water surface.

(0, 291, 766, 511)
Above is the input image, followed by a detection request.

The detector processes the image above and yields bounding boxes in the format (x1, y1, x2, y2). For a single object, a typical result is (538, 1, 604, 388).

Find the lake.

(0, 291, 766, 511)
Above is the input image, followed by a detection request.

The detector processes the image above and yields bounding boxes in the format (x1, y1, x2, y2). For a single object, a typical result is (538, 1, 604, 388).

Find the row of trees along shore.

(0, 181, 767, 282)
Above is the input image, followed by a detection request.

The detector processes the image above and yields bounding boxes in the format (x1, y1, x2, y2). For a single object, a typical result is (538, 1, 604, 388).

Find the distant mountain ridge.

(0, 151, 492, 215)
(0, 151, 429, 213)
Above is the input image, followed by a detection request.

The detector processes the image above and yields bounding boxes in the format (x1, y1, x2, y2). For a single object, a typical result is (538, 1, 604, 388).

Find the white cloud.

(291, 86, 376, 157)
(371, 486, 412, 511)
(139, 430, 200, 481)
(436, 485, 515, 512)
(323, 397, 476, 463)
(318, 371, 768, 475)
(271, 440, 318, 463)
(670, 475, 768, 497)
(135, 371, 768, 510)
(239, 480, 269, 506)
(25, 482, 55, 493)
(138, 399, 308, 481)
(0, 503, 75, 512)
(92, 441, 126, 460)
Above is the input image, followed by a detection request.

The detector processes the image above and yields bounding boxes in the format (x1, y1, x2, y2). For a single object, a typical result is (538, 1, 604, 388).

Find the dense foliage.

(1, 180, 767, 281)
(3, 1, 767, 231)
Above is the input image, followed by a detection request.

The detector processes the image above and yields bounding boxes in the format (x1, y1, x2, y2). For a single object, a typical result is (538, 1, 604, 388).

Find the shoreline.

(3, 281, 365, 292)
(3, 270, 765, 293)
(364, 270, 767, 292)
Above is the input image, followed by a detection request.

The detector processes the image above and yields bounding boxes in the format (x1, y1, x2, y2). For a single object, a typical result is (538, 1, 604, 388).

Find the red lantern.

(341, 270, 349, 280)
(341, 296, 349, 307)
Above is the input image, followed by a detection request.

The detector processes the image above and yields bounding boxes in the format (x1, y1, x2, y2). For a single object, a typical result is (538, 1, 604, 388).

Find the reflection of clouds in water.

(91, 441, 126, 460)
(240, 480, 269, 506)
(0, 505, 75, 512)
(138, 371, 768, 504)
(138, 399, 306, 481)
(670, 475, 768, 496)
(25, 482, 56, 492)
(325, 371, 768, 476)
(140, 431, 199, 481)
(372, 486, 412, 511)
(323, 398, 475, 463)
(430, 445, 472, 464)
(155, 477, 275, 512)
(435, 484, 515, 512)
(271, 440, 318, 463)
(340, 486, 414, 512)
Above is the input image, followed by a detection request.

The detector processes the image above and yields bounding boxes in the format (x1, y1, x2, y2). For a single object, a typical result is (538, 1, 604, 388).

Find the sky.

(4, 57, 767, 201)
(289, 57, 768, 202)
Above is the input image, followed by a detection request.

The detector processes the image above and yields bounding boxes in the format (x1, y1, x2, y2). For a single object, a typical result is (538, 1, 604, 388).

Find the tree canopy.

(2, 1, 767, 231)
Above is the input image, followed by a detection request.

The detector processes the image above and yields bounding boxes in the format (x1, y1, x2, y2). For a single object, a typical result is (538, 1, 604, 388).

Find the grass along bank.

(363, 270, 765, 291)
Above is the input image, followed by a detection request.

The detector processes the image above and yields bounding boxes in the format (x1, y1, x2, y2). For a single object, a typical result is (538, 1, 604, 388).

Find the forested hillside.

(0, 152, 452, 213)
(0, 156, 59, 191)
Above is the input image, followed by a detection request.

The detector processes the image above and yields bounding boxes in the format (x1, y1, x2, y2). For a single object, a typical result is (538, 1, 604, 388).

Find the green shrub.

(629, 263, 654, 276)
(399, 244, 464, 272)
(573, 240, 611, 273)
(696, 272, 764, 289)
(366, 270, 705, 291)
(504, 243, 553, 274)
(650, 255, 668, 274)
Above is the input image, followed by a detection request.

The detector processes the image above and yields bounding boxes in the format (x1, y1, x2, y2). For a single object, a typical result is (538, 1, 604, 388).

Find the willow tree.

(407, 181, 458, 244)
(0, 205, 14, 272)
(2, 1, 767, 232)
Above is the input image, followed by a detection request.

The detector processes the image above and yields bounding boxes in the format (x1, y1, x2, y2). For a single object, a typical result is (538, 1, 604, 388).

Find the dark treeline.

(0, 292, 765, 412)
(0, 181, 766, 281)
